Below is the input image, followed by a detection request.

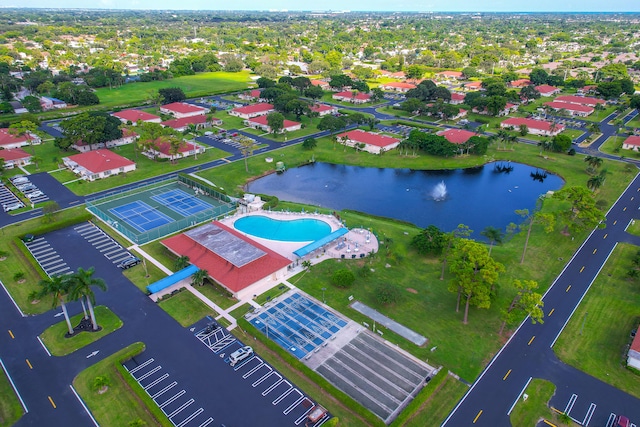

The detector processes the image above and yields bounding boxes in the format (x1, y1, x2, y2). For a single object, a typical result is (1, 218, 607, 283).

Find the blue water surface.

(247, 161, 564, 235)
(234, 215, 331, 241)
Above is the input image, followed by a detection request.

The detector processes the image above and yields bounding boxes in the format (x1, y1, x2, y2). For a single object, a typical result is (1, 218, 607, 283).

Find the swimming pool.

(234, 216, 331, 242)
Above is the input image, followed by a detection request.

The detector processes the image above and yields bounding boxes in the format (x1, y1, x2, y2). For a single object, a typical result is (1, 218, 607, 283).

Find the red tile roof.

(248, 115, 300, 129)
(153, 140, 199, 155)
(336, 130, 399, 147)
(381, 82, 416, 89)
(502, 117, 565, 132)
(0, 148, 31, 161)
(0, 128, 29, 147)
(310, 104, 336, 113)
(161, 115, 207, 129)
(232, 103, 275, 115)
(624, 136, 640, 147)
(510, 79, 532, 87)
(437, 128, 477, 144)
(544, 101, 595, 114)
(333, 91, 371, 101)
(535, 84, 559, 94)
(450, 93, 466, 101)
(112, 109, 161, 122)
(161, 102, 206, 114)
(66, 149, 135, 173)
(437, 71, 463, 78)
(554, 95, 605, 107)
(463, 81, 482, 89)
(310, 79, 329, 87)
(631, 331, 640, 353)
(161, 221, 291, 293)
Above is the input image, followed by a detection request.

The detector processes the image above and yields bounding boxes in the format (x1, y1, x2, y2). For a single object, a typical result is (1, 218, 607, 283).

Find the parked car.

(17, 184, 36, 192)
(11, 177, 29, 185)
(229, 346, 253, 366)
(3, 202, 23, 212)
(614, 415, 630, 427)
(117, 256, 141, 269)
(25, 191, 43, 199)
(21, 234, 35, 242)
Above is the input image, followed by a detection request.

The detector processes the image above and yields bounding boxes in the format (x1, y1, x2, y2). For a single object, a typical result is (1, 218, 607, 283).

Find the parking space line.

(283, 394, 304, 414)
(252, 369, 276, 387)
(565, 394, 577, 414)
(151, 381, 177, 399)
(262, 379, 286, 396)
(294, 405, 315, 425)
(95, 241, 113, 249)
(198, 418, 214, 427)
(144, 373, 169, 390)
(176, 408, 203, 427)
(167, 398, 194, 419)
(583, 403, 596, 426)
(48, 267, 70, 276)
(233, 355, 256, 371)
(242, 358, 265, 378)
(160, 390, 186, 408)
(275, 387, 301, 405)
(128, 358, 155, 374)
(137, 365, 162, 381)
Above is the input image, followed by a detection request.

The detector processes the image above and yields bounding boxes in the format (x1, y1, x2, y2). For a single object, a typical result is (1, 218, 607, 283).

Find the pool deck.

(219, 209, 379, 264)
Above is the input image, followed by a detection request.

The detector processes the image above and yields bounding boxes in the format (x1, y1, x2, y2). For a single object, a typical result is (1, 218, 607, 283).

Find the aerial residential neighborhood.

(1, 4, 640, 427)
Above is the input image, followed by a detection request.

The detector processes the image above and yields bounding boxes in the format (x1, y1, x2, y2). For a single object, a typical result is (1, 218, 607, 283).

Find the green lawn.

(195, 279, 238, 309)
(229, 302, 252, 319)
(95, 71, 252, 108)
(509, 379, 561, 427)
(554, 243, 640, 399)
(73, 342, 172, 427)
(400, 375, 469, 427)
(122, 254, 167, 293)
(158, 289, 218, 327)
(0, 369, 24, 427)
(627, 219, 640, 237)
(255, 284, 290, 305)
(39, 306, 123, 356)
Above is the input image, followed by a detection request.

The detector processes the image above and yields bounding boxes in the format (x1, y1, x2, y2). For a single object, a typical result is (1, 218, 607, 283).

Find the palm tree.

(191, 269, 208, 287)
(584, 155, 603, 174)
(174, 255, 190, 271)
(238, 136, 256, 173)
(68, 267, 107, 331)
(480, 226, 504, 256)
(38, 275, 74, 335)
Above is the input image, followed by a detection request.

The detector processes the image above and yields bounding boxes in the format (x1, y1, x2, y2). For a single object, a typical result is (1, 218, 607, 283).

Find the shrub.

(13, 271, 25, 281)
(331, 269, 355, 288)
(91, 375, 111, 392)
(375, 283, 401, 306)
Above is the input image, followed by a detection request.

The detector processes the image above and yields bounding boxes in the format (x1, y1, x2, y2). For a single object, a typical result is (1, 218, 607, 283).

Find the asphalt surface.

(442, 175, 640, 426)
(1, 224, 312, 426)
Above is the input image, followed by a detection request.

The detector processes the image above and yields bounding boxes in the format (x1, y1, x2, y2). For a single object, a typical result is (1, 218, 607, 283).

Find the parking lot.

(23, 236, 71, 277)
(73, 222, 137, 266)
(123, 357, 215, 427)
(194, 321, 329, 426)
(9, 175, 49, 206)
(0, 182, 25, 212)
(196, 131, 257, 154)
(558, 392, 637, 427)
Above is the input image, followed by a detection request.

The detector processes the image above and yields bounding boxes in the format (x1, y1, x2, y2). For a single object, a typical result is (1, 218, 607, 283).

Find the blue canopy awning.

(293, 228, 348, 258)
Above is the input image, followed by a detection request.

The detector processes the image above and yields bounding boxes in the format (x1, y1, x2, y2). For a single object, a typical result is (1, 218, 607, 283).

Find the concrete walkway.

(130, 244, 173, 275)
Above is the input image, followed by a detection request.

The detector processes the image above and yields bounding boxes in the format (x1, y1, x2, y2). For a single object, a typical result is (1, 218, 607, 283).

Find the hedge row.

(12, 237, 47, 280)
(24, 211, 94, 238)
(237, 318, 385, 426)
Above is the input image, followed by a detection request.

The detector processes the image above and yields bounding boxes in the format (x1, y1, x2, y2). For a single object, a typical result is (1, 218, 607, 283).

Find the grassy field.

(254, 283, 290, 305)
(399, 375, 469, 427)
(554, 243, 640, 398)
(73, 342, 172, 427)
(509, 379, 567, 427)
(157, 289, 218, 327)
(40, 306, 122, 356)
(0, 369, 24, 427)
(95, 71, 252, 108)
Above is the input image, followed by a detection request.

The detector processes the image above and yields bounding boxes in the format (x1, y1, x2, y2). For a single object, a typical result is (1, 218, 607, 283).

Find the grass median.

(157, 289, 218, 327)
(0, 368, 24, 427)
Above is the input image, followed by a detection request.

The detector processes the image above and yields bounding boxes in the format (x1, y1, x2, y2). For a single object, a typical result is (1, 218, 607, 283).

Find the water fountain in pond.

(432, 181, 447, 201)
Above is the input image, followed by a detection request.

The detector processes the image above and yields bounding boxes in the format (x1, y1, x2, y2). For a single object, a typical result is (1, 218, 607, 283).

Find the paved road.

(1, 224, 310, 426)
(443, 175, 640, 426)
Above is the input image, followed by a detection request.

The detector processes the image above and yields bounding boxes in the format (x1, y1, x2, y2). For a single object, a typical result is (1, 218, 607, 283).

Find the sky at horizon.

(4, 0, 640, 12)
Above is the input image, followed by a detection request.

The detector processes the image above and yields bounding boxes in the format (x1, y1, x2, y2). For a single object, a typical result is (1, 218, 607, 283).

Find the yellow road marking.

(624, 207, 627, 211)
(48, 396, 56, 408)
(580, 266, 585, 273)
(503, 369, 512, 380)
(614, 220, 618, 225)
(603, 234, 608, 239)
(8, 330, 14, 339)
(632, 197, 635, 201)
(566, 285, 571, 292)
(543, 420, 558, 427)
(548, 308, 555, 316)
(593, 249, 597, 254)
(528, 336, 536, 345)
(473, 410, 483, 423)
(25, 359, 32, 369)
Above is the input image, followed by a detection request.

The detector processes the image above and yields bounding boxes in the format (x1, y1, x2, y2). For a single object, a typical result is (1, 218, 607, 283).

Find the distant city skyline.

(6, 0, 640, 12)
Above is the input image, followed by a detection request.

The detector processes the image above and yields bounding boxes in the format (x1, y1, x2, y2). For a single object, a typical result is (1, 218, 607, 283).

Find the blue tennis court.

(151, 188, 214, 217)
(250, 292, 347, 359)
(109, 201, 173, 232)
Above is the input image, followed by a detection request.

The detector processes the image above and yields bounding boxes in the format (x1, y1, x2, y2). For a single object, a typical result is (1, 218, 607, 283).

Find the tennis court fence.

(86, 174, 236, 244)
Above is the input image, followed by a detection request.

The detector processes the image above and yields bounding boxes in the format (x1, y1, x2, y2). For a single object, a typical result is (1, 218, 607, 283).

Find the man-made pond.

(247, 162, 563, 234)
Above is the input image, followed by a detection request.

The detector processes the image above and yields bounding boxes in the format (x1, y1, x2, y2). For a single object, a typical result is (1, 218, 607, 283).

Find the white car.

(3, 202, 23, 212)
(25, 191, 43, 199)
